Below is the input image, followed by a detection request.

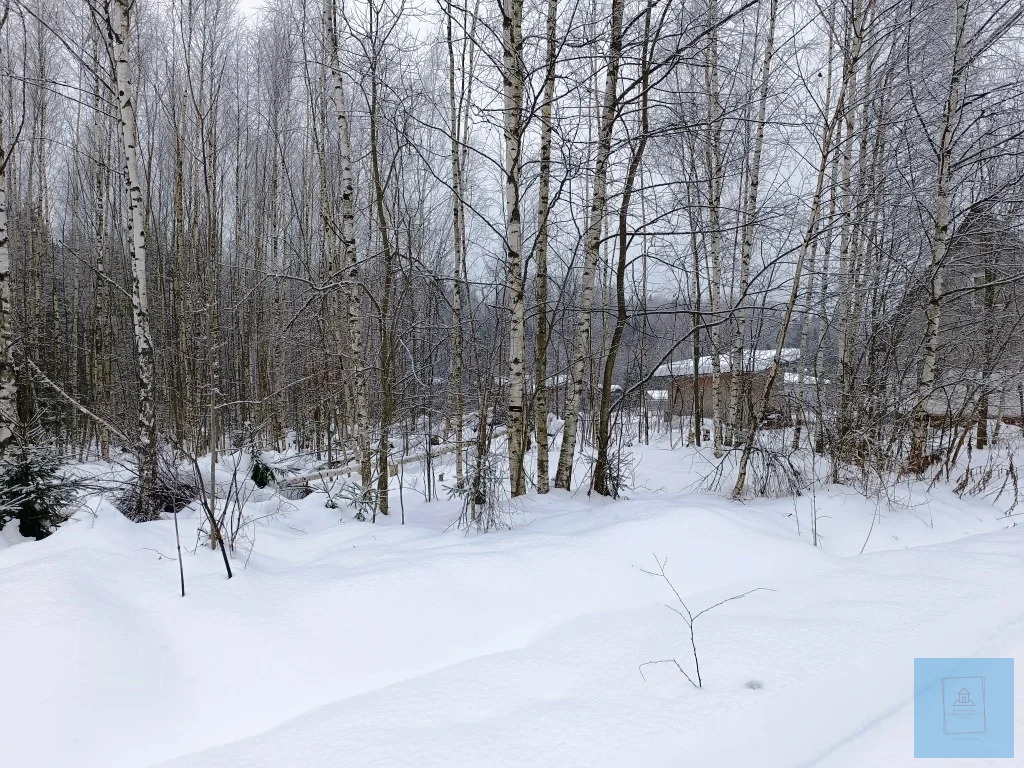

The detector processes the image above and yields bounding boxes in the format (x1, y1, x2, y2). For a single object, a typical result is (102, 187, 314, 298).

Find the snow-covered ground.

(2, 440, 1022, 767)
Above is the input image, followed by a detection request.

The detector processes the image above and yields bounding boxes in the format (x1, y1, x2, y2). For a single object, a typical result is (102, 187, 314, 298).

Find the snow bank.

(2, 442, 1022, 767)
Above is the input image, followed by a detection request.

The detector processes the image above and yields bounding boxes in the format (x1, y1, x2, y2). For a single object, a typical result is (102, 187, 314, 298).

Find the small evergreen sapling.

(333, 479, 379, 521)
(0, 437, 78, 539)
(249, 445, 276, 489)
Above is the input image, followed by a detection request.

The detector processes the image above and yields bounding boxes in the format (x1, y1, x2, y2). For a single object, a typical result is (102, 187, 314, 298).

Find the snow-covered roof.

(783, 372, 817, 385)
(645, 390, 668, 401)
(653, 348, 800, 379)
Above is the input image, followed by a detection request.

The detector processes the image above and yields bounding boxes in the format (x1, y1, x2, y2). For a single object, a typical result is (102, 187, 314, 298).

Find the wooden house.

(655, 348, 801, 423)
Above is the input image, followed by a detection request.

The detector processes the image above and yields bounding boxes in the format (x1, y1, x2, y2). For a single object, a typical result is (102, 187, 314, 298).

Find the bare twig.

(641, 553, 776, 688)
(172, 509, 185, 597)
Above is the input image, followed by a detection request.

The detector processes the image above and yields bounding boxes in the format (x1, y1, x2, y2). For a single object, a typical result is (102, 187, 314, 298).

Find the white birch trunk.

(446, 4, 464, 481)
(0, 130, 15, 457)
(909, 0, 968, 472)
(324, 0, 371, 488)
(90, 39, 111, 460)
(0, 5, 16, 457)
(501, 0, 526, 496)
(110, 0, 158, 515)
(703, 0, 726, 457)
(727, 0, 777, 445)
(794, 15, 837, 452)
(833, 0, 862, 457)
(554, 0, 623, 490)
(533, 0, 557, 494)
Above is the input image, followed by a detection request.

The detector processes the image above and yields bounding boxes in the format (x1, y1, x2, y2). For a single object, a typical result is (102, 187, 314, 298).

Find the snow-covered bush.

(117, 446, 199, 522)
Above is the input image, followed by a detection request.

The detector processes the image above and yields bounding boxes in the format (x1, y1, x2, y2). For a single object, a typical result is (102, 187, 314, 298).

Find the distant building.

(644, 389, 669, 419)
(654, 348, 801, 421)
(907, 207, 1024, 428)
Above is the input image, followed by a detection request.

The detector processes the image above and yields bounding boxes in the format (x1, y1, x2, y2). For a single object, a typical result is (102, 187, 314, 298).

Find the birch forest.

(2, 0, 1024, 527)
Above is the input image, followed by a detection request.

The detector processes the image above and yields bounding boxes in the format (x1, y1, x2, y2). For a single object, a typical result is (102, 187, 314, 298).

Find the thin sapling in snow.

(447, 448, 513, 532)
(640, 554, 775, 688)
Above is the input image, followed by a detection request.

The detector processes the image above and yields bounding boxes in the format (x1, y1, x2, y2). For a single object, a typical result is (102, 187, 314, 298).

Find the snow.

(0, 518, 29, 549)
(2, 440, 1023, 767)
(783, 371, 818, 385)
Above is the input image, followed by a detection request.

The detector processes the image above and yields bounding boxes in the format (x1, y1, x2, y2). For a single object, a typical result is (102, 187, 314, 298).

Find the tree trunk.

(324, 0, 371, 489)
(109, 0, 158, 518)
(90, 39, 111, 460)
(726, 0, 777, 446)
(732, 5, 859, 496)
(533, 0, 557, 494)
(554, 0, 623, 490)
(909, 0, 968, 473)
(445, 1, 467, 481)
(0, 126, 15, 457)
(594, 0, 652, 497)
(703, 0, 726, 456)
(501, 0, 526, 496)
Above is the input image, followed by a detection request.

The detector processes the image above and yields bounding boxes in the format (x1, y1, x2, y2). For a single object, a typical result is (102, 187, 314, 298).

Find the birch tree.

(555, 0, 623, 490)
(908, 0, 969, 472)
(501, 0, 526, 496)
(593, 0, 654, 497)
(725, 0, 778, 445)
(90, 35, 112, 460)
(732, 0, 863, 496)
(324, 0, 371, 487)
(0, 0, 17, 458)
(533, 0, 557, 494)
(105, 0, 158, 516)
(701, 0, 726, 456)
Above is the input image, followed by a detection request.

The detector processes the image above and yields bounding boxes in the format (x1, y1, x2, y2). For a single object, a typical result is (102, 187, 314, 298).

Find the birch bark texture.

(501, 0, 526, 497)
(445, 0, 465, 481)
(726, 0, 778, 445)
(324, 0, 372, 489)
(909, 0, 969, 473)
(0, 117, 15, 457)
(108, 0, 158, 517)
(533, 0, 557, 494)
(0, 0, 15, 455)
(702, 0, 726, 457)
(554, 0, 623, 490)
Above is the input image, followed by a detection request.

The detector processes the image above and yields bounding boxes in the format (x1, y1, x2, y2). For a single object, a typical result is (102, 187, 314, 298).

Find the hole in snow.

(745, 680, 764, 690)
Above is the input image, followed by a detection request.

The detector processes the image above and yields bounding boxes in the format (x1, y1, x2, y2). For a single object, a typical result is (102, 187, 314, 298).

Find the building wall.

(669, 371, 788, 420)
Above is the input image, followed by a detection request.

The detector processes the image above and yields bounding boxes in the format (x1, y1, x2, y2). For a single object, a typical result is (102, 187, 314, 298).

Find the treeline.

(0, 0, 1022, 521)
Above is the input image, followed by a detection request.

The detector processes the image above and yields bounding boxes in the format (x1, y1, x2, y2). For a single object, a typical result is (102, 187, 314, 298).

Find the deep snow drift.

(2, 441, 1022, 767)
